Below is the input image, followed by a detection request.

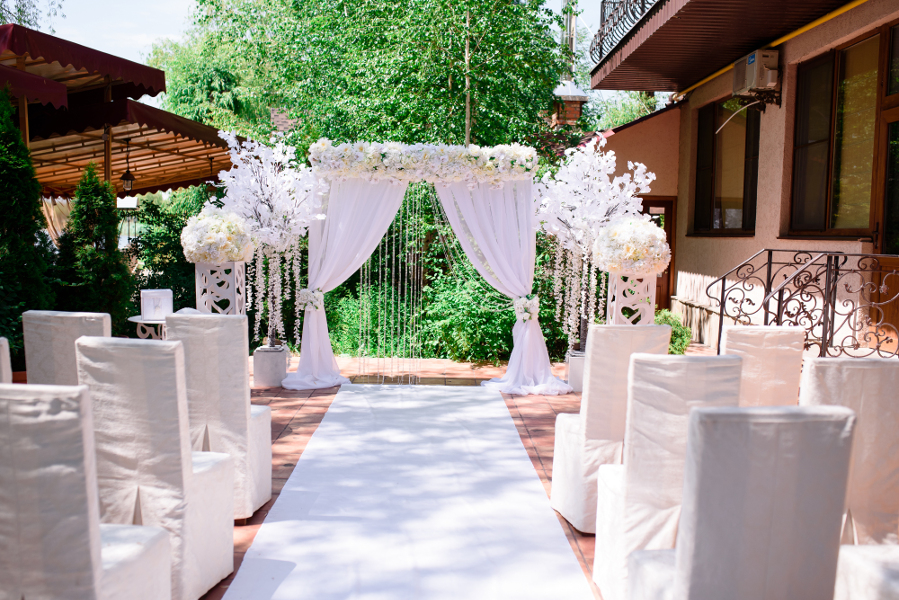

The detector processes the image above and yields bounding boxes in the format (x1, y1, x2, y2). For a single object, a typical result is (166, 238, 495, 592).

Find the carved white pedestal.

(195, 262, 246, 315)
(606, 271, 657, 325)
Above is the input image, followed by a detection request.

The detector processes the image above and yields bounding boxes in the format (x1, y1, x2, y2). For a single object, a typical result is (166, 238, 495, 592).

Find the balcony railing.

(705, 250, 899, 358)
(590, 0, 661, 64)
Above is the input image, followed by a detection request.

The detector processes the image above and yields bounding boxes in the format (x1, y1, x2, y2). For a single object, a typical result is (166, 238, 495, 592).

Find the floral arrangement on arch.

(213, 131, 328, 342)
(513, 295, 540, 322)
(593, 216, 671, 275)
(535, 136, 658, 344)
(308, 138, 538, 188)
(181, 206, 255, 264)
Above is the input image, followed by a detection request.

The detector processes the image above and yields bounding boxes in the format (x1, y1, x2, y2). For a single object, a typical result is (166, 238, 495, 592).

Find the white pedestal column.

(606, 271, 657, 325)
(566, 350, 585, 392)
(253, 345, 289, 388)
(195, 262, 246, 315)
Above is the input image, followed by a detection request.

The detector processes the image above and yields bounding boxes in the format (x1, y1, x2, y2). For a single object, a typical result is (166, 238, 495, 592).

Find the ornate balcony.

(589, 0, 660, 65)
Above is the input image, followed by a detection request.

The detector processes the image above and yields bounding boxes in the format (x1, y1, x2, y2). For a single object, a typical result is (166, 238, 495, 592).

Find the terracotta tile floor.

(202, 343, 713, 599)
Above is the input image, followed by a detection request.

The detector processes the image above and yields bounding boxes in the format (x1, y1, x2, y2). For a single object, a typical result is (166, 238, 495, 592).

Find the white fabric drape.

(435, 180, 571, 395)
(282, 178, 409, 390)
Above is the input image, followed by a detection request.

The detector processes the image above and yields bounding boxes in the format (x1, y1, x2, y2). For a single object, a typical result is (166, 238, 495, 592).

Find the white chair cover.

(0, 337, 10, 384)
(75, 337, 234, 600)
(0, 383, 171, 600)
(799, 358, 899, 545)
(721, 325, 805, 406)
(283, 177, 409, 390)
(23, 310, 110, 385)
(835, 545, 899, 600)
(165, 313, 272, 519)
(435, 180, 571, 395)
(551, 324, 671, 533)
(593, 354, 742, 600)
(628, 405, 855, 600)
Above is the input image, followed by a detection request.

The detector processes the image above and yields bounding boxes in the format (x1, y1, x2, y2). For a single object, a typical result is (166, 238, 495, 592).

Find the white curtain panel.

(720, 325, 805, 407)
(593, 354, 742, 600)
(799, 358, 899, 545)
(76, 337, 234, 600)
(22, 310, 110, 385)
(551, 324, 671, 533)
(166, 313, 272, 519)
(435, 180, 571, 395)
(629, 405, 855, 600)
(0, 337, 11, 383)
(282, 178, 409, 390)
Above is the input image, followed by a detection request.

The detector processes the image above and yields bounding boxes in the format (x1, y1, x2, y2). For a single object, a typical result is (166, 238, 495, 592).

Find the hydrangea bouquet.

(181, 206, 255, 264)
(592, 216, 671, 275)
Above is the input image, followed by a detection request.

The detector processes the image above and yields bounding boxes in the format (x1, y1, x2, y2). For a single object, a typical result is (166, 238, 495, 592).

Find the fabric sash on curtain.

(435, 180, 572, 395)
(281, 178, 409, 390)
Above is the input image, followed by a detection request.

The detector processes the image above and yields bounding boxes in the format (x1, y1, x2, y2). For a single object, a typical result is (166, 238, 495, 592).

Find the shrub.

(0, 89, 53, 364)
(655, 309, 692, 355)
(54, 163, 134, 333)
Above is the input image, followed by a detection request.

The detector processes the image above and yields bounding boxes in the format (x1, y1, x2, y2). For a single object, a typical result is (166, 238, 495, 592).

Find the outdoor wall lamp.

(120, 138, 135, 192)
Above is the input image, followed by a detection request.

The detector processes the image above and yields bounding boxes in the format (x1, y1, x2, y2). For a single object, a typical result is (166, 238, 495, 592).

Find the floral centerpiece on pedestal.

(181, 206, 255, 314)
(593, 216, 671, 325)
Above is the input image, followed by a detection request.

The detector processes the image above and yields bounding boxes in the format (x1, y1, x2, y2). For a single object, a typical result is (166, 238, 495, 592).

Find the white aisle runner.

(223, 384, 595, 600)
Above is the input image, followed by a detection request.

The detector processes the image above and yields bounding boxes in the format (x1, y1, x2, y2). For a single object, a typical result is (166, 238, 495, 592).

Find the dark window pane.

(792, 53, 834, 231)
(694, 104, 714, 231)
(831, 35, 878, 229)
(743, 109, 761, 231)
(884, 122, 899, 255)
(889, 25, 899, 96)
(716, 99, 748, 229)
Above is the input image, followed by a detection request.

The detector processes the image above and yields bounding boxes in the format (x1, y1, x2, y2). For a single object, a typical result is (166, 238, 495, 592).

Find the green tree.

(0, 88, 53, 362)
(0, 0, 64, 31)
(54, 163, 133, 332)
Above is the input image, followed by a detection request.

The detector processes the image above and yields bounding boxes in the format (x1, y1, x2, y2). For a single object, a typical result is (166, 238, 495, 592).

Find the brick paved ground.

(202, 343, 713, 599)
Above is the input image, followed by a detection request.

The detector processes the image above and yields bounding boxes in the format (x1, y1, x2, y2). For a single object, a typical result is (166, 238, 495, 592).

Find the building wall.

(602, 106, 681, 198)
(667, 0, 899, 346)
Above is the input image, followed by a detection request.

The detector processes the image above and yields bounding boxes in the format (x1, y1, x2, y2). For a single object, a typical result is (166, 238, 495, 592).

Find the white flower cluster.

(181, 206, 255, 264)
(217, 132, 327, 253)
(308, 138, 538, 188)
(297, 288, 324, 311)
(593, 216, 671, 275)
(535, 136, 655, 256)
(514, 295, 540, 322)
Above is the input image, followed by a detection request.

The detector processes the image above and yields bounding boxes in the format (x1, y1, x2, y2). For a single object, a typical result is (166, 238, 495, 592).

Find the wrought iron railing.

(706, 250, 899, 358)
(590, 0, 661, 64)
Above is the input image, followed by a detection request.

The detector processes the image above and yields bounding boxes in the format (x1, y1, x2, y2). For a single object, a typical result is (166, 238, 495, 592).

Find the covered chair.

(835, 545, 899, 600)
(75, 337, 234, 600)
(593, 354, 742, 600)
(0, 337, 10, 383)
(23, 310, 110, 385)
(628, 406, 855, 600)
(165, 313, 272, 519)
(799, 358, 899, 545)
(0, 383, 171, 600)
(720, 325, 805, 406)
(551, 324, 671, 533)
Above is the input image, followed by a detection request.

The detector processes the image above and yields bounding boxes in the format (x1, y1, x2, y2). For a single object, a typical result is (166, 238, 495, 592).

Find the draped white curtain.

(435, 180, 572, 395)
(281, 178, 409, 390)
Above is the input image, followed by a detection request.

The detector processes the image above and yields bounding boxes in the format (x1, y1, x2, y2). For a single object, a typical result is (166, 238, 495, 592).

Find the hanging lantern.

(120, 138, 135, 192)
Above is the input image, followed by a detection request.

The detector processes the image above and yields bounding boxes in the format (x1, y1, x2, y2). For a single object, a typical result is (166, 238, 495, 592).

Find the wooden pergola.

(0, 24, 232, 197)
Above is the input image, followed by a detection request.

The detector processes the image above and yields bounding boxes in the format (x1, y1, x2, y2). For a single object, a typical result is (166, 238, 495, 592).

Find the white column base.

(567, 350, 585, 392)
(253, 345, 289, 388)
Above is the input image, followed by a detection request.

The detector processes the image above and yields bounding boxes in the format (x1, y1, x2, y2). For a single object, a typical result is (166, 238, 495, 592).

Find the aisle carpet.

(222, 384, 595, 600)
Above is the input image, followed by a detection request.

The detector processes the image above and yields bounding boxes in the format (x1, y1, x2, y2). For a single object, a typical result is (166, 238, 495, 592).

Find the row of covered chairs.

(0, 309, 273, 600)
(552, 324, 899, 600)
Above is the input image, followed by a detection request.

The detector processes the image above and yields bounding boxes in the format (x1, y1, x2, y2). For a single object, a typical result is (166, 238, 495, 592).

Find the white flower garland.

(593, 216, 671, 275)
(297, 288, 324, 311)
(514, 295, 540, 322)
(308, 139, 538, 188)
(181, 206, 255, 264)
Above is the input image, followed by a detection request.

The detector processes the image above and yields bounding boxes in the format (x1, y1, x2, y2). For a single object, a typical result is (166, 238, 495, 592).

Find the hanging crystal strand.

(565, 252, 581, 346)
(580, 250, 589, 321)
(554, 244, 565, 321)
(588, 261, 598, 324)
(597, 271, 608, 322)
(391, 210, 397, 380)
(253, 246, 265, 341)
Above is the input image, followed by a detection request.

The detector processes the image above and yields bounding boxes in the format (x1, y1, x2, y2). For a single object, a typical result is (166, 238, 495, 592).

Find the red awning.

(0, 24, 165, 99)
(0, 63, 67, 107)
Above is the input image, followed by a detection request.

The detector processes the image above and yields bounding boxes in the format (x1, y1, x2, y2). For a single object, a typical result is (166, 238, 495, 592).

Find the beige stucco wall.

(668, 0, 899, 345)
(602, 106, 681, 198)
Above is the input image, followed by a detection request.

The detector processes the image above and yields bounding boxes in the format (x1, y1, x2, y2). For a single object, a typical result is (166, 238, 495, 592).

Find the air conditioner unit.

(733, 49, 779, 97)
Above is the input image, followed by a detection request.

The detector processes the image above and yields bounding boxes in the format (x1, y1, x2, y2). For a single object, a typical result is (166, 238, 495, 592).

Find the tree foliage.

(0, 88, 53, 361)
(54, 163, 133, 332)
(0, 0, 63, 31)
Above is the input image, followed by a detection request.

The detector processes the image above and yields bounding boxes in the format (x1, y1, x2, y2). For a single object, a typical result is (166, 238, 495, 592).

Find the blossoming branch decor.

(216, 131, 328, 341)
(181, 206, 255, 264)
(592, 216, 671, 275)
(514, 295, 540, 322)
(308, 139, 538, 188)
